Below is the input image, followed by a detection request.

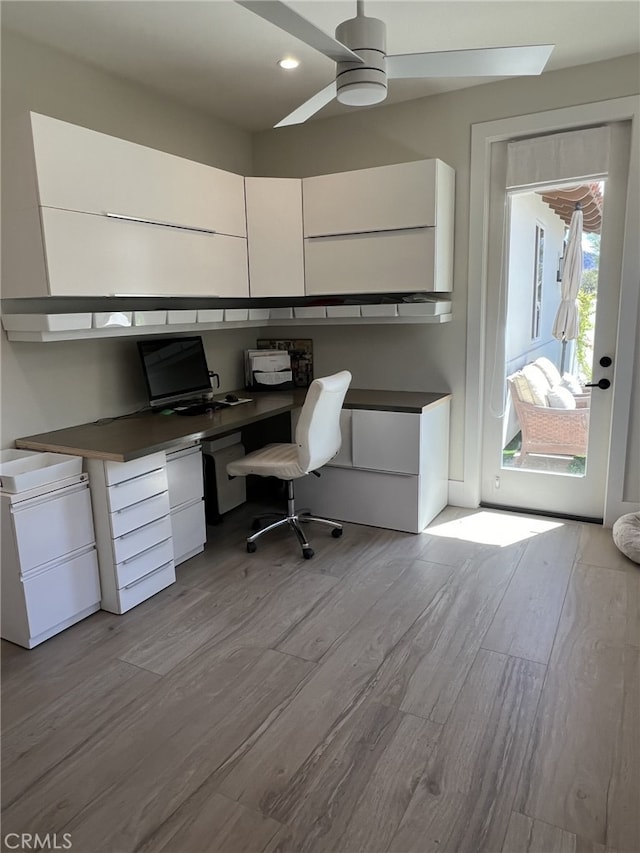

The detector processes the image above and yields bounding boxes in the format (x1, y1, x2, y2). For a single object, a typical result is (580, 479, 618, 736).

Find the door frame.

(463, 95, 640, 525)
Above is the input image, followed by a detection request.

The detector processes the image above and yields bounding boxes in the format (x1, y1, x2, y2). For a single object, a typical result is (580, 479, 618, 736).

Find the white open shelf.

(3, 313, 452, 342)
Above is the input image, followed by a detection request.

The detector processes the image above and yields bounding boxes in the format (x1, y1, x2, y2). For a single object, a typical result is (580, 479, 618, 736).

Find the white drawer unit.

(1, 473, 101, 648)
(165, 444, 206, 565)
(86, 452, 175, 614)
(296, 399, 450, 533)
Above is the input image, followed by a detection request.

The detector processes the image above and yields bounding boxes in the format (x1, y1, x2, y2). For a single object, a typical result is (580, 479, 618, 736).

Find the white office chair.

(226, 370, 352, 559)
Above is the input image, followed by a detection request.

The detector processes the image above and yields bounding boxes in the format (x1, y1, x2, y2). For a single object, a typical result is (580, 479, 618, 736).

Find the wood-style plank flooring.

(2, 505, 638, 853)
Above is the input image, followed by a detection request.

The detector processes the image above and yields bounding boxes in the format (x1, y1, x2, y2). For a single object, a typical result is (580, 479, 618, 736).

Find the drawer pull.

(115, 491, 167, 513)
(123, 561, 173, 590)
(111, 467, 164, 487)
(116, 516, 169, 540)
(121, 538, 171, 565)
(306, 225, 430, 241)
(104, 212, 216, 236)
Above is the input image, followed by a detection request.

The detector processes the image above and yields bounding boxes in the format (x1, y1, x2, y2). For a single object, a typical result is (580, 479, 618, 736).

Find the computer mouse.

(225, 393, 239, 403)
(160, 409, 174, 415)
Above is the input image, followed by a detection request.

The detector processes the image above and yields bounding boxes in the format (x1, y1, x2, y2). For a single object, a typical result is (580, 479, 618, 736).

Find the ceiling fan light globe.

(337, 81, 387, 106)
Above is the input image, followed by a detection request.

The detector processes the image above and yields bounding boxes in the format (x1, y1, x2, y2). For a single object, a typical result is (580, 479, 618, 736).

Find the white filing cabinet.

(0, 473, 101, 648)
(86, 452, 175, 614)
(295, 400, 450, 533)
(165, 443, 206, 565)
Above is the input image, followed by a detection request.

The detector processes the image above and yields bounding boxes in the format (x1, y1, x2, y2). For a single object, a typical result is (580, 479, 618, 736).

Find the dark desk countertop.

(15, 388, 451, 463)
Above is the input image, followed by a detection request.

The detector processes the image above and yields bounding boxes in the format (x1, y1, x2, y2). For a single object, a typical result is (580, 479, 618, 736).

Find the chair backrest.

(295, 370, 352, 473)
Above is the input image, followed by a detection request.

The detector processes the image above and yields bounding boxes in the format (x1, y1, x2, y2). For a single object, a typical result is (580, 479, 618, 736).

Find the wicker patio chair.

(507, 372, 590, 464)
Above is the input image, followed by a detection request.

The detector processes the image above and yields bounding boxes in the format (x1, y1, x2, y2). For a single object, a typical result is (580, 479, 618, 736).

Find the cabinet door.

(303, 160, 441, 237)
(352, 410, 421, 474)
(166, 446, 204, 510)
(305, 228, 435, 295)
(31, 113, 246, 236)
(41, 207, 249, 297)
(327, 410, 353, 467)
(246, 177, 304, 297)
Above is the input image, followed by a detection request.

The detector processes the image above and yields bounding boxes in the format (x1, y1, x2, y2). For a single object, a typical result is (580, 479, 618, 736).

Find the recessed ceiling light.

(278, 57, 300, 70)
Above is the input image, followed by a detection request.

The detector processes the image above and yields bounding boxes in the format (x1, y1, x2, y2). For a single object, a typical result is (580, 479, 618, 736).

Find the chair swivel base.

(246, 502, 343, 560)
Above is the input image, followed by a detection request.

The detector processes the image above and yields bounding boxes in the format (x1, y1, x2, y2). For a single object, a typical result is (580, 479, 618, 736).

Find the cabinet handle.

(117, 516, 168, 540)
(115, 491, 167, 513)
(111, 467, 164, 487)
(121, 538, 171, 564)
(305, 225, 431, 240)
(104, 212, 216, 235)
(123, 561, 173, 589)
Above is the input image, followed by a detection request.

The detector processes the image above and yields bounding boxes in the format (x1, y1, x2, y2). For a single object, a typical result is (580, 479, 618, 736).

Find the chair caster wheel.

(302, 547, 314, 559)
(250, 519, 262, 531)
(331, 528, 343, 538)
(247, 541, 257, 554)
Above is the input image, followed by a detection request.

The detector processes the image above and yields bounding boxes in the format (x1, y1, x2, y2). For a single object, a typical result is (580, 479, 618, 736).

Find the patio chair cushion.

(547, 385, 577, 409)
(612, 512, 640, 565)
(561, 372, 583, 395)
(521, 364, 550, 406)
(535, 356, 563, 387)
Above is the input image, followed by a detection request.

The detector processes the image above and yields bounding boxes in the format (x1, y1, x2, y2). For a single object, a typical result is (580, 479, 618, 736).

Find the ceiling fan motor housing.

(335, 15, 387, 106)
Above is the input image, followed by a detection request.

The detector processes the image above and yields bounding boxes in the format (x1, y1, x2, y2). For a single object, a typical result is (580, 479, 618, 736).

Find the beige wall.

(1, 30, 254, 447)
(253, 54, 640, 487)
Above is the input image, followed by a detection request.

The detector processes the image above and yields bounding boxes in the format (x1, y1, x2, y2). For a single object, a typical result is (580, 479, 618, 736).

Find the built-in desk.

(14, 389, 450, 461)
(13, 389, 451, 616)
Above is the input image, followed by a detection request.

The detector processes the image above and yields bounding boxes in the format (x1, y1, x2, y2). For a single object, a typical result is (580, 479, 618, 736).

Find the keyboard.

(174, 402, 225, 416)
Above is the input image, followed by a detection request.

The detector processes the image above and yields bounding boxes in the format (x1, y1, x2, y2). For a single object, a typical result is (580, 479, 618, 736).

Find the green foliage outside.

(576, 288, 595, 381)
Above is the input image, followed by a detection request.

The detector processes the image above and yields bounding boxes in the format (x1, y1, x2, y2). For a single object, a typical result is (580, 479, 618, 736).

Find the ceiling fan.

(236, 0, 554, 127)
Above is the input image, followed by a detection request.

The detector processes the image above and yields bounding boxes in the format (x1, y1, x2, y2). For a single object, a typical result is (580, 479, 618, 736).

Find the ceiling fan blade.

(387, 44, 554, 79)
(235, 1, 364, 65)
(274, 82, 337, 128)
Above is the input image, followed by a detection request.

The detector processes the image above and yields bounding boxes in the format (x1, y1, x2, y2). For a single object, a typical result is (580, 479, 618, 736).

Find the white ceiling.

(2, 1, 639, 132)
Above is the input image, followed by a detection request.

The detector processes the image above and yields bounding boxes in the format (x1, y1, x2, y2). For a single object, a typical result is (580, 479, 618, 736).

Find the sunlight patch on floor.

(426, 510, 564, 547)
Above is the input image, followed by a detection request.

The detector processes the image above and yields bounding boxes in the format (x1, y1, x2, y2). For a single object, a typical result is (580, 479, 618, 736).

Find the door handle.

(584, 378, 611, 389)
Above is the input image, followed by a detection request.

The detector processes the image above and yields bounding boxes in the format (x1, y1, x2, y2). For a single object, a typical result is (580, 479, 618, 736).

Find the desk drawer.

(114, 536, 174, 588)
(107, 468, 168, 512)
(103, 452, 166, 486)
(24, 547, 100, 639)
(166, 445, 203, 510)
(13, 483, 95, 574)
(109, 490, 170, 538)
(115, 560, 176, 614)
(171, 500, 206, 565)
(112, 514, 172, 564)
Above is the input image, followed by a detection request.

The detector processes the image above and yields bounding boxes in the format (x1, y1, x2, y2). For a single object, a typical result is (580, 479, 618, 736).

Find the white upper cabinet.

(1, 113, 250, 298)
(41, 208, 249, 297)
(302, 159, 454, 294)
(31, 113, 246, 237)
(245, 177, 304, 297)
(302, 159, 451, 236)
(305, 228, 435, 295)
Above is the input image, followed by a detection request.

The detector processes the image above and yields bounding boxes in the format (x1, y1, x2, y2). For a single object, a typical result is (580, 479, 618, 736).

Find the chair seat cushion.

(226, 443, 306, 480)
(612, 512, 640, 565)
